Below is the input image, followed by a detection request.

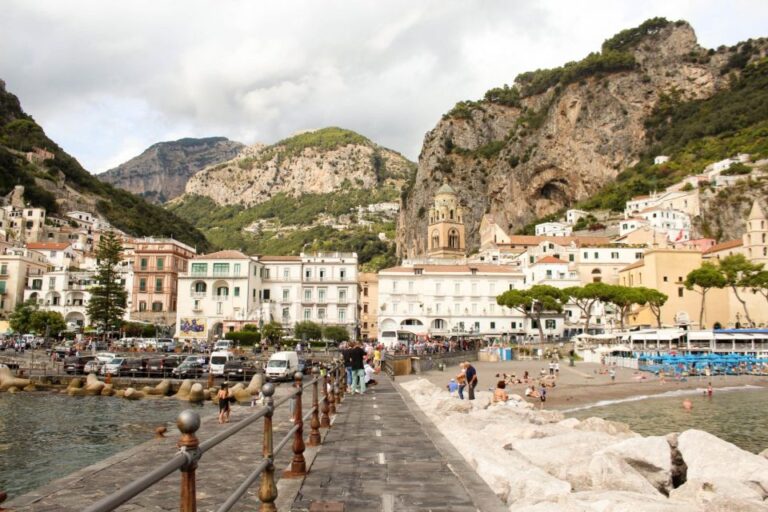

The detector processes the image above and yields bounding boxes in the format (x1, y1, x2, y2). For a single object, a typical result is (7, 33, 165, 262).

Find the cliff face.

(396, 21, 739, 257)
(99, 137, 244, 203)
(183, 128, 414, 207)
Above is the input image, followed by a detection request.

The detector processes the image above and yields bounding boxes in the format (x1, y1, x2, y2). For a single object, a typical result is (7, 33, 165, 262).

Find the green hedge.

(225, 331, 261, 346)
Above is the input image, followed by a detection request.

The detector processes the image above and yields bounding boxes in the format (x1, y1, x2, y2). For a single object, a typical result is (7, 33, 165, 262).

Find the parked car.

(101, 357, 127, 376)
(156, 338, 178, 353)
(223, 357, 260, 381)
(146, 355, 183, 377)
(64, 355, 97, 375)
(84, 359, 104, 374)
(121, 357, 148, 376)
(172, 360, 207, 378)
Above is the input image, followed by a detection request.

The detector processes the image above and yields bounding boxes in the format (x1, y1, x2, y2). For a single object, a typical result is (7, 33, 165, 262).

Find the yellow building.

(427, 183, 465, 258)
(358, 272, 378, 341)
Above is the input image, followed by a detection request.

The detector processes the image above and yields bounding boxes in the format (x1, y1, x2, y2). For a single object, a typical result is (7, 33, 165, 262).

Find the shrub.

(224, 330, 261, 346)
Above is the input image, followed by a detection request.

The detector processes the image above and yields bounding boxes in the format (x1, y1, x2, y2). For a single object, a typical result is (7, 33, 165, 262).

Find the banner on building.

(179, 318, 207, 338)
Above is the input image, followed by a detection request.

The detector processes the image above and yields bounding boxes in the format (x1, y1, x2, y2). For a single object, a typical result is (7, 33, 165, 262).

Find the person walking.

(349, 341, 367, 395)
(465, 361, 478, 400)
(217, 382, 231, 424)
(341, 342, 353, 387)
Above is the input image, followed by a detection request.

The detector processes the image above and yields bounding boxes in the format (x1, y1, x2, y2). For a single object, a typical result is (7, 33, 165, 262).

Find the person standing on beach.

(465, 362, 478, 400)
(609, 368, 616, 382)
(217, 382, 231, 424)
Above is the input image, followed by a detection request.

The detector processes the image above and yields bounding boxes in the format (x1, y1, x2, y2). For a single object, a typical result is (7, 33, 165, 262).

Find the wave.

(561, 385, 765, 413)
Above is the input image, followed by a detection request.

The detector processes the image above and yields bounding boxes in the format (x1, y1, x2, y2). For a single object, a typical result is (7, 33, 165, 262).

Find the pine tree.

(87, 232, 127, 336)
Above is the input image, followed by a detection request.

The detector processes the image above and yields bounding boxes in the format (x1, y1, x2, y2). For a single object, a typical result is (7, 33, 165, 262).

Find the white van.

(265, 351, 300, 382)
(209, 351, 235, 376)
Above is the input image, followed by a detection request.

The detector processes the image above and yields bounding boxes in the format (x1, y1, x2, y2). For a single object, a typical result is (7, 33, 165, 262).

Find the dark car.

(223, 357, 260, 381)
(121, 357, 149, 377)
(172, 360, 207, 378)
(146, 355, 183, 377)
(64, 355, 97, 375)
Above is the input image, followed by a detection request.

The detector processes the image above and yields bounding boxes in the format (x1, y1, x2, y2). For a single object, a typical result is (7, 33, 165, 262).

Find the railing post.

(338, 359, 346, 399)
(334, 362, 342, 407)
(283, 371, 307, 477)
(308, 367, 322, 446)
(259, 383, 278, 511)
(320, 366, 331, 428)
(328, 364, 337, 416)
(177, 410, 201, 512)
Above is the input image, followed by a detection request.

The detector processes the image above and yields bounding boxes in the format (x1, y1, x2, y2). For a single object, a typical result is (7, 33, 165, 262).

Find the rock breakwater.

(401, 379, 768, 511)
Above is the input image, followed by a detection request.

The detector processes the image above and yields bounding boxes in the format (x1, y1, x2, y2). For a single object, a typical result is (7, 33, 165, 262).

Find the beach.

(397, 359, 768, 410)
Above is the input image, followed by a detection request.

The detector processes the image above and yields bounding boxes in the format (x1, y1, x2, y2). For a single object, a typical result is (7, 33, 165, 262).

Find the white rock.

(670, 478, 767, 512)
(677, 429, 768, 491)
(588, 452, 662, 496)
(574, 416, 635, 436)
(596, 436, 672, 493)
(558, 417, 581, 429)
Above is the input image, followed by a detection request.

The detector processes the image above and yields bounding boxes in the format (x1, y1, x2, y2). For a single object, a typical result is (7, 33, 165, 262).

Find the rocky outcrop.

(99, 137, 244, 204)
(182, 128, 414, 207)
(0, 366, 30, 391)
(401, 378, 768, 511)
(397, 21, 754, 257)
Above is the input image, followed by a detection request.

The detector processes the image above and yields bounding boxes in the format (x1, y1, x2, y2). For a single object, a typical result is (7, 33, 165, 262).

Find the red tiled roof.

(703, 239, 743, 255)
(26, 242, 71, 250)
(533, 256, 567, 265)
(194, 250, 249, 260)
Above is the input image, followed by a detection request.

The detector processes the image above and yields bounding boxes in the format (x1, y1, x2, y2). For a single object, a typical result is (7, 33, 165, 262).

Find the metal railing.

(83, 361, 347, 512)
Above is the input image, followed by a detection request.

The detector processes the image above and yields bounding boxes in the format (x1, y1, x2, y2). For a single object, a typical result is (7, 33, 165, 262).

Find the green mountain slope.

(0, 79, 211, 251)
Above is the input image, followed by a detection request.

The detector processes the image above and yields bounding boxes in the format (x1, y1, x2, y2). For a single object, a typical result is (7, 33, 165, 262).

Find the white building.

(25, 242, 81, 270)
(636, 207, 691, 242)
(377, 263, 538, 341)
(566, 209, 590, 225)
(619, 218, 649, 236)
(654, 155, 670, 165)
(624, 190, 700, 218)
(534, 222, 573, 237)
(24, 269, 96, 329)
(176, 251, 359, 341)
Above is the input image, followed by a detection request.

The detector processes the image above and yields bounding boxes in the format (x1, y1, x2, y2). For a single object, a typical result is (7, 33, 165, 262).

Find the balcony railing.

(191, 292, 206, 299)
(213, 295, 229, 301)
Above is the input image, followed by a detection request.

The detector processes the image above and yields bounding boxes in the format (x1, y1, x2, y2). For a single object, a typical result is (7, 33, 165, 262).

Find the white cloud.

(1, 0, 766, 173)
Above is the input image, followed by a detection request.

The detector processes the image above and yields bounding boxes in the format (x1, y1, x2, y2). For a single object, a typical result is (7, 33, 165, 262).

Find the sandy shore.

(396, 359, 768, 410)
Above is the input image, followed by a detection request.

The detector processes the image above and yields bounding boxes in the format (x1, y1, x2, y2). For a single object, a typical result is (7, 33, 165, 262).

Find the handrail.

(84, 360, 344, 512)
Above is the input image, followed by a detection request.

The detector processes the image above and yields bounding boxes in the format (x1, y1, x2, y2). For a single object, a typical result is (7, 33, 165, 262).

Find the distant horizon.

(1, 1, 766, 174)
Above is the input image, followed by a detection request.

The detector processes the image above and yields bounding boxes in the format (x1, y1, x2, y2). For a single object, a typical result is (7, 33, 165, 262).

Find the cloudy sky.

(1, 1, 766, 173)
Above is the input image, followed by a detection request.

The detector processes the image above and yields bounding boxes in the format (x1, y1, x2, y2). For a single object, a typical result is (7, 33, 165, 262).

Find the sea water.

(0, 392, 194, 499)
(565, 386, 768, 454)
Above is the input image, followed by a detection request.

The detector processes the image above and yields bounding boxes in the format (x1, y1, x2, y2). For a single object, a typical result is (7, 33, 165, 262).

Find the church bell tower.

(427, 183, 465, 258)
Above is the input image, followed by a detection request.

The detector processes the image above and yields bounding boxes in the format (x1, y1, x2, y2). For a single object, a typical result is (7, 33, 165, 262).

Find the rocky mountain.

(0, 79, 211, 251)
(182, 127, 414, 207)
(99, 137, 244, 204)
(397, 18, 768, 257)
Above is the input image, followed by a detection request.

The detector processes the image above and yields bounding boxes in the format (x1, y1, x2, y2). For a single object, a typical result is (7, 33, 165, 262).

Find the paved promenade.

(291, 377, 506, 512)
(7, 376, 505, 511)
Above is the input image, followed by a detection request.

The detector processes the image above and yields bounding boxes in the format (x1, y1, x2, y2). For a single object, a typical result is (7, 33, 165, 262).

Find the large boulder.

(574, 417, 636, 436)
(245, 373, 264, 394)
(84, 374, 105, 396)
(0, 366, 30, 391)
(670, 478, 767, 511)
(67, 377, 86, 396)
(514, 490, 699, 512)
(677, 429, 768, 492)
(123, 387, 145, 400)
(146, 379, 171, 396)
(188, 383, 205, 403)
(101, 384, 114, 396)
(595, 436, 673, 494)
(174, 379, 193, 400)
(587, 452, 664, 496)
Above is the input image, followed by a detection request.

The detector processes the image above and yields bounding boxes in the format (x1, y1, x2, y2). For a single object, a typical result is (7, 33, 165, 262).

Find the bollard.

(320, 367, 331, 428)
(308, 367, 322, 446)
(334, 363, 341, 408)
(177, 410, 201, 512)
(259, 383, 278, 511)
(328, 365, 337, 416)
(283, 372, 307, 477)
(338, 361, 346, 399)
(155, 426, 167, 439)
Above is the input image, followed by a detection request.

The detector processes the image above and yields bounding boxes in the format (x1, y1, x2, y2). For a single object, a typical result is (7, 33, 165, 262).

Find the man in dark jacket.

(465, 362, 478, 400)
(341, 342, 353, 387)
(348, 341, 367, 394)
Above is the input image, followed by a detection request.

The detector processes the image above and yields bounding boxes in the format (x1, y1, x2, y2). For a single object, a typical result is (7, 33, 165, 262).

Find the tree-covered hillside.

(0, 80, 211, 251)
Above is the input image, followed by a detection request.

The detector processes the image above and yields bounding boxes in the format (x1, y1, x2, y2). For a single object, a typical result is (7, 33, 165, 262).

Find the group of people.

(391, 339, 479, 356)
(340, 341, 382, 395)
(447, 361, 478, 400)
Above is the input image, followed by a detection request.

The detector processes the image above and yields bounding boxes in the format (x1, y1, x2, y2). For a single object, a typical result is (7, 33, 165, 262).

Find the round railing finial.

(177, 409, 201, 434)
(261, 382, 276, 397)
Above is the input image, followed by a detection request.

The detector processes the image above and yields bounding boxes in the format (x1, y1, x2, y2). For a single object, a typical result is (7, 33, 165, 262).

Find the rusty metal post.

(334, 363, 342, 408)
(320, 366, 331, 428)
(328, 364, 337, 415)
(258, 383, 278, 511)
(176, 410, 201, 512)
(283, 372, 307, 477)
(308, 367, 322, 446)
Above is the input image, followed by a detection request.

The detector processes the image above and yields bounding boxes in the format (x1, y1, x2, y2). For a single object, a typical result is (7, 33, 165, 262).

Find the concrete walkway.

(291, 377, 506, 512)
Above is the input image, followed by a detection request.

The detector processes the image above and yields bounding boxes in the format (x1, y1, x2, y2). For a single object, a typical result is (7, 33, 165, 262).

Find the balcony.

(192, 305, 203, 312)
(213, 295, 229, 301)
(191, 292, 206, 299)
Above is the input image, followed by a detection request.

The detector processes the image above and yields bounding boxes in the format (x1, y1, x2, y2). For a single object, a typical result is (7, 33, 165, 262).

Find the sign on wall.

(179, 317, 207, 338)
